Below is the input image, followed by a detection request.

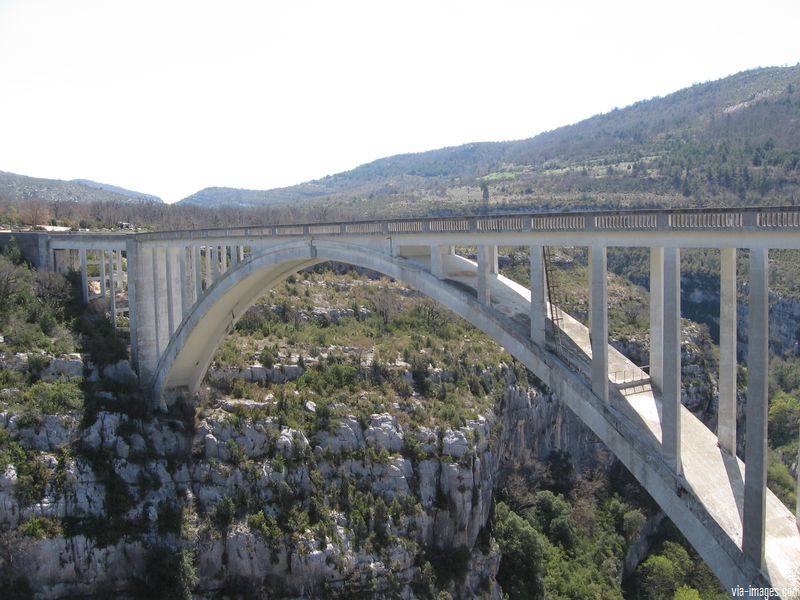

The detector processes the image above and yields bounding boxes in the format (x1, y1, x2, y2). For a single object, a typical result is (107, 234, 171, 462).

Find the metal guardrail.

(40, 205, 800, 242)
(158, 206, 800, 239)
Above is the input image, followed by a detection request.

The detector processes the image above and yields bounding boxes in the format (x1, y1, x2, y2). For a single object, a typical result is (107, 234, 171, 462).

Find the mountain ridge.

(178, 64, 800, 212)
(0, 170, 163, 205)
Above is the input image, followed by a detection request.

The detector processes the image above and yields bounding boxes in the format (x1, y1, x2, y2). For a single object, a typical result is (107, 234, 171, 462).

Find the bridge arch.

(152, 238, 764, 591)
(154, 239, 550, 402)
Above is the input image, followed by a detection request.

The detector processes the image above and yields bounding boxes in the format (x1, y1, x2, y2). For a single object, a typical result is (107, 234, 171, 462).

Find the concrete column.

(132, 243, 160, 381)
(79, 248, 88, 303)
(718, 248, 738, 455)
(220, 246, 228, 274)
(166, 247, 182, 335)
(743, 247, 769, 568)
(237, 245, 244, 263)
(153, 247, 169, 356)
(530, 245, 546, 347)
(430, 245, 444, 278)
(231, 245, 239, 267)
(477, 245, 497, 306)
(36, 235, 51, 270)
(126, 242, 138, 366)
(650, 247, 664, 390)
(99, 250, 107, 298)
(108, 251, 117, 329)
(180, 247, 191, 317)
(116, 250, 123, 290)
(662, 246, 682, 475)
(590, 245, 609, 403)
(208, 246, 217, 285)
(194, 246, 204, 297)
(70, 248, 80, 271)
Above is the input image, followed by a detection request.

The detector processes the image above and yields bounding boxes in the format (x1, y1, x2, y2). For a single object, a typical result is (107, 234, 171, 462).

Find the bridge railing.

(116, 205, 800, 243)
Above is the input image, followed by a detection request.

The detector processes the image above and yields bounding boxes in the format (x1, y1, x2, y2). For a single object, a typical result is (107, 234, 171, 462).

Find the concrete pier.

(530, 245, 546, 347)
(718, 248, 737, 455)
(590, 245, 608, 403)
(743, 247, 769, 568)
(661, 246, 681, 475)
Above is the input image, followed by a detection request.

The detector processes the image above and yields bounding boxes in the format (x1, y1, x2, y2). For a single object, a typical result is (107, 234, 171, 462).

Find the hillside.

(0, 171, 162, 206)
(70, 179, 162, 203)
(179, 65, 800, 214)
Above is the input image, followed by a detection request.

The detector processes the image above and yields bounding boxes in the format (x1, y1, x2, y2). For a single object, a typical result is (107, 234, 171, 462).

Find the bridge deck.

(446, 261, 800, 591)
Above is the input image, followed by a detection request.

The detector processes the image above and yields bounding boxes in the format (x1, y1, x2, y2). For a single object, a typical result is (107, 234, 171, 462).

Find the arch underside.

(154, 239, 791, 593)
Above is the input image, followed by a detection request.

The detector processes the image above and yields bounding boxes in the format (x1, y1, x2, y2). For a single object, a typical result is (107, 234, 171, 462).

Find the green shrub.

(248, 510, 283, 548)
(213, 497, 235, 529)
(22, 381, 83, 415)
(492, 502, 546, 598)
(19, 516, 62, 539)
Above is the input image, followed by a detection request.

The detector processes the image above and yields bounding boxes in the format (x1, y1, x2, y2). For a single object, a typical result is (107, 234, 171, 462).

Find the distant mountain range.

(0, 171, 162, 204)
(70, 179, 162, 203)
(179, 64, 800, 213)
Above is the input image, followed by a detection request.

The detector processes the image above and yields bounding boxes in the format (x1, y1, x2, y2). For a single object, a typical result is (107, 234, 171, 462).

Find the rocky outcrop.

(0, 384, 501, 598)
(493, 385, 609, 475)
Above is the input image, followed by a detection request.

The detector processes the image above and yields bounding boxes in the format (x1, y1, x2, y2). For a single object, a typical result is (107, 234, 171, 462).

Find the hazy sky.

(1, 1, 798, 203)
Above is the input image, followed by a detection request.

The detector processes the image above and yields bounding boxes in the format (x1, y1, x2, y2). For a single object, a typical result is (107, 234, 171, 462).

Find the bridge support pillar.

(430, 245, 454, 279)
(180, 247, 192, 316)
(99, 250, 106, 298)
(477, 245, 497, 306)
(108, 251, 116, 330)
(166, 247, 182, 335)
(79, 248, 88, 304)
(116, 250, 123, 290)
(743, 247, 769, 569)
(131, 243, 159, 384)
(209, 246, 217, 284)
(153, 247, 169, 356)
(590, 245, 608, 402)
(194, 246, 203, 299)
(650, 248, 664, 390)
(718, 248, 737, 455)
(126, 241, 138, 369)
(530, 245, 546, 347)
(662, 247, 682, 475)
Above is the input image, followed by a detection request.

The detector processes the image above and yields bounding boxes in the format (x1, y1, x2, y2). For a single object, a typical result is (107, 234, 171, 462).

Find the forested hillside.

(0, 171, 162, 208)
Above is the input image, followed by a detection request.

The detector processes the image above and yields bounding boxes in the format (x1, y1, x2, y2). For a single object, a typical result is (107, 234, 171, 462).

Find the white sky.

(1, 1, 798, 203)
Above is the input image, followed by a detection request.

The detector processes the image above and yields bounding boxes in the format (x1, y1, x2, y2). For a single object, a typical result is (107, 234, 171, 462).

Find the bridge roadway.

(11, 205, 800, 596)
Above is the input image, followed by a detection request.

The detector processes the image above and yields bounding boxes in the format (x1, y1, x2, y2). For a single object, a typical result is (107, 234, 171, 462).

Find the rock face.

(0, 387, 501, 598)
(494, 385, 610, 475)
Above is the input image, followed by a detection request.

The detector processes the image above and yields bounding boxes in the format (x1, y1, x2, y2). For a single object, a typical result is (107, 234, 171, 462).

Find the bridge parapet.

(120, 205, 800, 243)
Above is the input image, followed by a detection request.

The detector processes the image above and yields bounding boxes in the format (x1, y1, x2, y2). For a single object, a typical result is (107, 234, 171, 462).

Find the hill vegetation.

(0, 170, 162, 222)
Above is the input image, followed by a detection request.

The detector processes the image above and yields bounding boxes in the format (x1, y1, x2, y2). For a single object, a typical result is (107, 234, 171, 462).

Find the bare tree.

(35, 270, 71, 308)
(372, 288, 401, 328)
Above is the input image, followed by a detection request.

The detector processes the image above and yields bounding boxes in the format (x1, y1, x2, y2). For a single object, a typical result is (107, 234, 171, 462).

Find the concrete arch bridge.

(18, 206, 800, 596)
